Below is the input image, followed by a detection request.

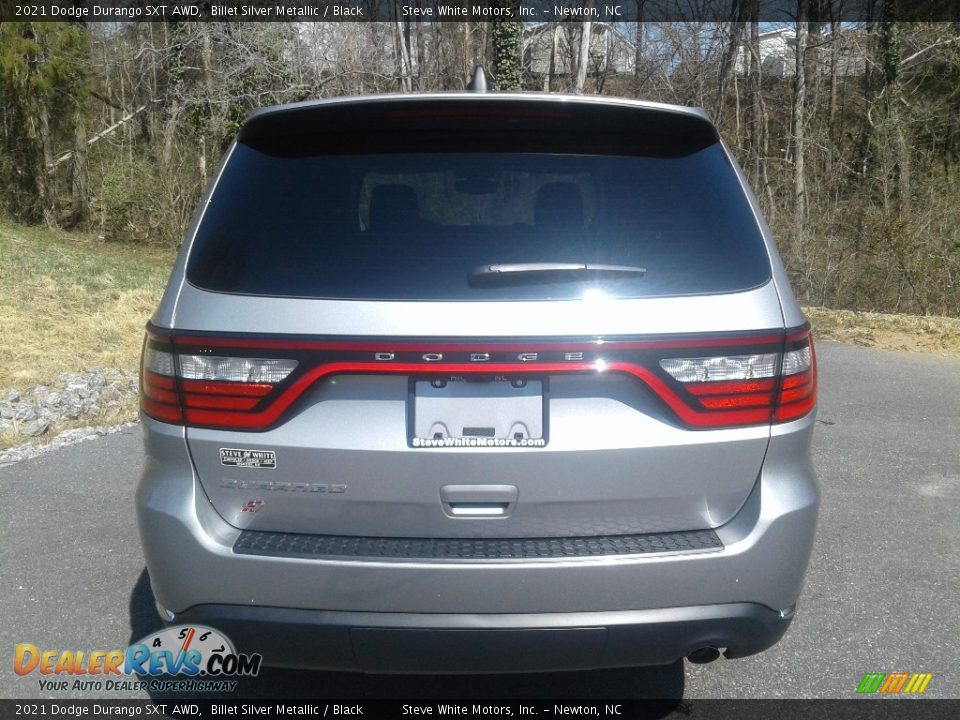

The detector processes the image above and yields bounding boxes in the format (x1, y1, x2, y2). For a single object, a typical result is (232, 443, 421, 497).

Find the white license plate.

(409, 376, 546, 446)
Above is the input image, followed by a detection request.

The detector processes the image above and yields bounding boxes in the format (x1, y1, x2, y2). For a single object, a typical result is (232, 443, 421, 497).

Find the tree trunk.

(38, 105, 53, 226)
(395, 20, 413, 92)
(793, 7, 808, 241)
(162, 100, 181, 169)
(718, 18, 745, 117)
(829, 17, 840, 133)
(575, 16, 593, 94)
(881, 21, 910, 211)
(748, 18, 761, 183)
(548, 23, 560, 91)
(200, 26, 217, 137)
(463, 22, 474, 87)
(199, 135, 207, 189)
(415, 13, 426, 89)
(70, 109, 88, 226)
(634, 1, 645, 82)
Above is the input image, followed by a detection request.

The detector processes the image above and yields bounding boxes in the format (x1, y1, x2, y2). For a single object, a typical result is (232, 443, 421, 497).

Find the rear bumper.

(175, 602, 791, 673)
(136, 415, 818, 671)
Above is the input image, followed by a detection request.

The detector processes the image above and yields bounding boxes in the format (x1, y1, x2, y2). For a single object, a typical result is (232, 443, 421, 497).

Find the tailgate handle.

(441, 485, 517, 518)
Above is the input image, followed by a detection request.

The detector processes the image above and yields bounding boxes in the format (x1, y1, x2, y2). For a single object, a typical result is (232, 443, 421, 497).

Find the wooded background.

(1, 18, 958, 316)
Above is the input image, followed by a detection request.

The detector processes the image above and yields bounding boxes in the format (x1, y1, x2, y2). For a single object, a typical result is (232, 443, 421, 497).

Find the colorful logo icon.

(856, 672, 933, 694)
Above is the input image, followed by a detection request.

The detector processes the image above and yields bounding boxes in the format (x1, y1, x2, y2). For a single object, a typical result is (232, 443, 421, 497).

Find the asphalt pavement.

(2, 342, 958, 700)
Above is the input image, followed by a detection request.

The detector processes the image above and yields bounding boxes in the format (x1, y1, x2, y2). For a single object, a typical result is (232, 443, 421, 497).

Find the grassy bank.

(0, 220, 173, 448)
(804, 307, 960, 356)
(0, 220, 174, 389)
(1, 219, 958, 450)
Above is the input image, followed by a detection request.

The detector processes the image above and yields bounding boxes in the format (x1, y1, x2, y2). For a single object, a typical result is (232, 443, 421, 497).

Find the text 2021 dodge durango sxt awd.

(136, 90, 818, 673)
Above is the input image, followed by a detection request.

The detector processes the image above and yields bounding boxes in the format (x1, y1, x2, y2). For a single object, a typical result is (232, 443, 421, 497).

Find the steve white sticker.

(219, 448, 277, 469)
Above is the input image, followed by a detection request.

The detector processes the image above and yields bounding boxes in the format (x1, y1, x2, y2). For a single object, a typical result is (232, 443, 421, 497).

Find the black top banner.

(3, 0, 959, 23)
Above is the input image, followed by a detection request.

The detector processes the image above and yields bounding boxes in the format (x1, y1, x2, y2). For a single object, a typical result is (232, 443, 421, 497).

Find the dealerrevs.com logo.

(14, 625, 261, 693)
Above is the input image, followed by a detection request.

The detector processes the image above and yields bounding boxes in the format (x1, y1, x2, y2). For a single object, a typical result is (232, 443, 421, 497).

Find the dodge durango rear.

(136, 91, 819, 674)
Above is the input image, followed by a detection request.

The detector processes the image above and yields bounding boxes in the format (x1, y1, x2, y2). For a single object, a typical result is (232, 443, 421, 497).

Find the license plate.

(409, 376, 547, 448)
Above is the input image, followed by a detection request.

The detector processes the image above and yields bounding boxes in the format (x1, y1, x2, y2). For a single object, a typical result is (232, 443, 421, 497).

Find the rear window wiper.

(469, 262, 647, 287)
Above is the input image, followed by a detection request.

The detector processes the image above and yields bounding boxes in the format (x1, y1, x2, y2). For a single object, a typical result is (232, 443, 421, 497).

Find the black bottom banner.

(1, 700, 959, 720)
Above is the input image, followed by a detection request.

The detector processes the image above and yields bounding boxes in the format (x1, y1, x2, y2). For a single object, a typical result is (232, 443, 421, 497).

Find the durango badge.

(219, 448, 276, 470)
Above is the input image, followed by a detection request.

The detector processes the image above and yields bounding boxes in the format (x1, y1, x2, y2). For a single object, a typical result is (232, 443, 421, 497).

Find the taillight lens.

(775, 336, 817, 421)
(140, 334, 298, 429)
(140, 342, 182, 424)
(657, 330, 817, 427)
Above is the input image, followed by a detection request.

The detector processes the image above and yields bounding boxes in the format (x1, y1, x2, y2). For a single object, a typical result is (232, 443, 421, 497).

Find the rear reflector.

(140, 326, 817, 431)
(658, 331, 816, 427)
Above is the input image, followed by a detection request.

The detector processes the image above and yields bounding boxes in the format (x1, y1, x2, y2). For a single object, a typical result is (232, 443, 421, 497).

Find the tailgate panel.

(187, 374, 769, 538)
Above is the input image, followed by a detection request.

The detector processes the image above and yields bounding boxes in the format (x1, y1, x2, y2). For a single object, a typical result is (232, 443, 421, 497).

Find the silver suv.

(137, 91, 819, 673)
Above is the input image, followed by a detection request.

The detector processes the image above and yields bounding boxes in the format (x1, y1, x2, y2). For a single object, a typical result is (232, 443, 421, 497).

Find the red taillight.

(774, 335, 817, 421)
(139, 334, 297, 429)
(139, 343, 182, 423)
(698, 393, 773, 409)
(139, 326, 817, 432)
(658, 329, 817, 427)
(180, 378, 273, 411)
(182, 394, 261, 411)
(686, 379, 776, 396)
(180, 380, 273, 397)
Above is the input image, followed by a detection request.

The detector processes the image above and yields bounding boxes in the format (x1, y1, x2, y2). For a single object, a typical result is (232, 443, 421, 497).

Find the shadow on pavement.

(129, 568, 684, 708)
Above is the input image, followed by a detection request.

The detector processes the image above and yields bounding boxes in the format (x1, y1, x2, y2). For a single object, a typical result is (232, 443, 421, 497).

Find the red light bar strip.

(182, 360, 771, 430)
(141, 326, 815, 430)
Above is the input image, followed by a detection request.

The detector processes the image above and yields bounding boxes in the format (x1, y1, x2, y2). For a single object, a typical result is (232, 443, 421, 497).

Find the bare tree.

(793, 5, 809, 241)
(574, 9, 594, 94)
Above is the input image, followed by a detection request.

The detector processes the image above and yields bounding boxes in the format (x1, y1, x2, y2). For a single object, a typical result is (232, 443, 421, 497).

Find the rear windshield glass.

(187, 139, 771, 301)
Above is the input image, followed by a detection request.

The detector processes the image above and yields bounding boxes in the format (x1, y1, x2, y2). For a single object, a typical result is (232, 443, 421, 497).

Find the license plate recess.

(409, 376, 547, 447)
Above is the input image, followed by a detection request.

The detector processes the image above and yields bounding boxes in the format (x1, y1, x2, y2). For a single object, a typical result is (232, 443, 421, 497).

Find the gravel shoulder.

(0, 368, 139, 453)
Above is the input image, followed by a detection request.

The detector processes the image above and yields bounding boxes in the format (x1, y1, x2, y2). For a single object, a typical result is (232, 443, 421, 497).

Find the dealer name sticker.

(220, 448, 276, 469)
